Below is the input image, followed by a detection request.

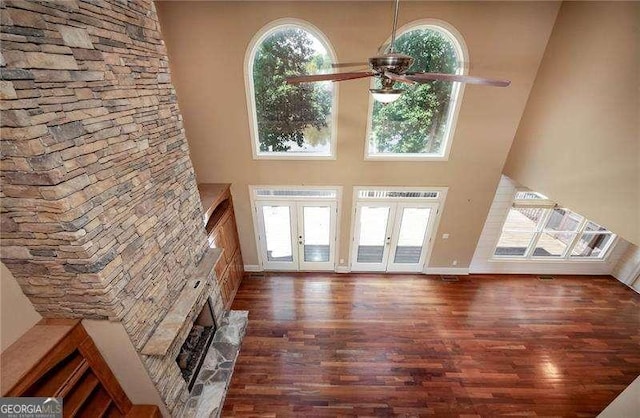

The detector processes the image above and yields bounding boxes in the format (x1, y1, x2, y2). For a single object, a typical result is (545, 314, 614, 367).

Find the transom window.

(253, 187, 337, 199)
(366, 23, 465, 160)
(494, 192, 616, 260)
(357, 189, 440, 200)
(246, 20, 336, 159)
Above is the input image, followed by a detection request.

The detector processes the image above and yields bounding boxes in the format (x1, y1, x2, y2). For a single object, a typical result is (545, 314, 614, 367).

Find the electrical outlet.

(452, 260, 458, 266)
(442, 233, 450, 239)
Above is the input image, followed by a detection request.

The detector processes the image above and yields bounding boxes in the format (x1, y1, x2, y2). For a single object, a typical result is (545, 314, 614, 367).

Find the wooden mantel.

(140, 247, 222, 356)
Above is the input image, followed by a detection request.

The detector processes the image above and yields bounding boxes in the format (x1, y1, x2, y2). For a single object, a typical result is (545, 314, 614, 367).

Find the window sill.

(489, 257, 609, 263)
(253, 153, 336, 161)
(364, 154, 449, 162)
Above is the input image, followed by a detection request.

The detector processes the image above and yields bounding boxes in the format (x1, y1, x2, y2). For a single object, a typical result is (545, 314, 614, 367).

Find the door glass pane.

(571, 233, 614, 258)
(534, 208, 582, 257)
(494, 207, 543, 257)
(494, 232, 535, 256)
(533, 232, 575, 257)
(303, 206, 331, 262)
(503, 207, 545, 231)
(262, 206, 293, 262)
(544, 208, 583, 232)
(357, 206, 389, 263)
(583, 221, 608, 233)
(394, 208, 431, 263)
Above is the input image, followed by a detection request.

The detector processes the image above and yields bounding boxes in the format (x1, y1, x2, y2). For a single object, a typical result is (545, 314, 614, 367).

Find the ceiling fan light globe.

(370, 88, 403, 103)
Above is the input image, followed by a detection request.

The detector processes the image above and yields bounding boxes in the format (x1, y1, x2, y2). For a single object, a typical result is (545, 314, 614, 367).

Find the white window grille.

(253, 187, 338, 200)
(357, 190, 440, 200)
(494, 191, 616, 260)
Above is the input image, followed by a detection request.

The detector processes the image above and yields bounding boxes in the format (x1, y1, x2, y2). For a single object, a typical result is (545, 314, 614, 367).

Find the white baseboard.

(244, 265, 469, 275)
(336, 266, 470, 275)
(423, 267, 470, 275)
(469, 262, 614, 276)
(243, 264, 262, 272)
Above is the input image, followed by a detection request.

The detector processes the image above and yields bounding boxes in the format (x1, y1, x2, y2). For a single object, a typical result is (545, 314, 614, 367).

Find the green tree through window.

(369, 27, 461, 156)
(252, 27, 333, 154)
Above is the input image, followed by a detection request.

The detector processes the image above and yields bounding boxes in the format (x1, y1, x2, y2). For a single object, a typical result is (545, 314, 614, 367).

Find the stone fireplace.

(0, 0, 243, 415)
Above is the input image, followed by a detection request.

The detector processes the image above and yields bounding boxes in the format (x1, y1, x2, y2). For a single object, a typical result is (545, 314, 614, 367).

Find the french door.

(256, 200, 337, 271)
(351, 202, 438, 272)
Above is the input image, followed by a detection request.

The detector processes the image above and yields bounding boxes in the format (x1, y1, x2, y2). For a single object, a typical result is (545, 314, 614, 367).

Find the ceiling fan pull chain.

(389, 0, 400, 54)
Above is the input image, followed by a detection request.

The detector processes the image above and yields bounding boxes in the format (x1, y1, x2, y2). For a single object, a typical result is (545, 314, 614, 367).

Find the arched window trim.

(364, 19, 468, 162)
(244, 18, 339, 160)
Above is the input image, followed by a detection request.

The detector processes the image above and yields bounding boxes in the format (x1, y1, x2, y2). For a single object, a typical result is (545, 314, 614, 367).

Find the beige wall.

(504, 2, 640, 246)
(1, 262, 41, 351)
(470, 175, 629, 275)
(156, 1, 559, 268)
(598, 375, 640, 418)
(613, 242, 640, 290)
(82, 320, 170, 417)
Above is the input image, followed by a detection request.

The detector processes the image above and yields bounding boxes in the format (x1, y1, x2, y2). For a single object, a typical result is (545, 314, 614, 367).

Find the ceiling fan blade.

(331, 62, 369, 69)
(384, 71, 416, 85)
(286, 71, 374, 84)
(406, 72, 511, 87)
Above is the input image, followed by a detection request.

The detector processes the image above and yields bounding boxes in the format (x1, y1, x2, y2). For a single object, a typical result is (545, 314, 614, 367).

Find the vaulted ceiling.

(155, 1, 638, 265)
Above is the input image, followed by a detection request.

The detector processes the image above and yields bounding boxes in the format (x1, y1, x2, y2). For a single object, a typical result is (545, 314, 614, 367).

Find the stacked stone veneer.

(0, 0, 215, 414)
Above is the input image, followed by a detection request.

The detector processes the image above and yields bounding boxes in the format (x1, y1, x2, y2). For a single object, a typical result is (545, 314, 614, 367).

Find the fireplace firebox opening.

(177, 297, 216, 391)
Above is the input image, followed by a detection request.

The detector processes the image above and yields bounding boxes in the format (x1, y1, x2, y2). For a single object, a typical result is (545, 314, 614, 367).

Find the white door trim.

(350, 202, 397, 272)
(297, 201, 338, 271)
(249, 185, 342, 271)
(386, 202, 439, 273)
(350, 186, 448, 273)
(255, 200, 299, 271)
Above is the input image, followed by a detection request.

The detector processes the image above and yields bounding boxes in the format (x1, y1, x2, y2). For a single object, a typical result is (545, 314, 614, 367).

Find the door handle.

(385, 236, 391, 245)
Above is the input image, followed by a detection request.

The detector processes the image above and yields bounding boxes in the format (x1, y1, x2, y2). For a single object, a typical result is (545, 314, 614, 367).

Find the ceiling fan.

(286, 0, 510, 103)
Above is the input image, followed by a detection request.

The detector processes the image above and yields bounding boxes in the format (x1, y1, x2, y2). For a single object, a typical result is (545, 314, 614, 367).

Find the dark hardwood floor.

(224, 273, 640, 416)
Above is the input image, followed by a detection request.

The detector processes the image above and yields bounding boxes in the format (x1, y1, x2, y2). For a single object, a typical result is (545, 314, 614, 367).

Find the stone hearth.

(0, 0, 242, 415)
(184, 311, 248, 418)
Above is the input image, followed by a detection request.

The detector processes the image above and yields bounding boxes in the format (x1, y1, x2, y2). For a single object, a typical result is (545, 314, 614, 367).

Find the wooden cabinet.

(198, 183, 244, 310)
(1, 319, 160, 418)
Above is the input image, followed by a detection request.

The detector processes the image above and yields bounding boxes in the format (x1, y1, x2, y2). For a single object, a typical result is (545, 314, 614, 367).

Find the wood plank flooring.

(224, 274, 640, 416)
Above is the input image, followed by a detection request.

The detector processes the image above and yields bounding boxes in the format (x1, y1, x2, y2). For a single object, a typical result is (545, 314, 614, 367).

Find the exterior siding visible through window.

(245, 20, 337, 159)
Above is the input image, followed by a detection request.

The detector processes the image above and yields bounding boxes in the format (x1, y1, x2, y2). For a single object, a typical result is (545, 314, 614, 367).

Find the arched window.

(366, 22, 466, 160)
(245, 20, 337, 159)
